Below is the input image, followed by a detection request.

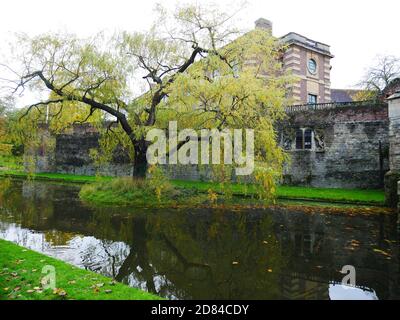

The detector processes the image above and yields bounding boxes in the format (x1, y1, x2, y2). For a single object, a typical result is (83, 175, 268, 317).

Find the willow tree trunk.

(133, 142, 148, 178)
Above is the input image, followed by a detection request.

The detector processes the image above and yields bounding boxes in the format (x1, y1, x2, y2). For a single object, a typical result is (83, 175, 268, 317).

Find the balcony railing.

(285, 100, 384, 114)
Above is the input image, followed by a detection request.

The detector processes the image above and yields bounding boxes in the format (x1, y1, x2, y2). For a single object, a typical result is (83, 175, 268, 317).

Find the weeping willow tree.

(1, 4, 291, 198)
(0, 97, 15, 154)
(0, 100, 6, 141)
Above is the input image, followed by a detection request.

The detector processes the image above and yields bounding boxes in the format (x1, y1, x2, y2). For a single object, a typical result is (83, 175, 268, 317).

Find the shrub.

(0, 143, 12, 155)
(11, 144, 24, 156)
(79, 167, 180, 206)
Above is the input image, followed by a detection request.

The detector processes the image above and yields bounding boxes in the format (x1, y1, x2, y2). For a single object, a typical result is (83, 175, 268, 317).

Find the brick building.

(255, 18, 334, 105)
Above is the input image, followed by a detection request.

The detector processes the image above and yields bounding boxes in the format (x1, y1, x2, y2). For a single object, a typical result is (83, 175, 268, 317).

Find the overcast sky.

(0, 0, 399, 90)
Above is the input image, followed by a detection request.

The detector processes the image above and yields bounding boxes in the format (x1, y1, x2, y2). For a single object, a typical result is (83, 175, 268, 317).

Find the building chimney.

(255, 18, 273, 33)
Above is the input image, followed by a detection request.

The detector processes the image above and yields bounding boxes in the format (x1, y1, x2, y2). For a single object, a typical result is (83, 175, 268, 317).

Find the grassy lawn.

(172, 180, 385, 205)
(0, 169, 386, 206)
(0, 239, 161, 300)
(0, 170, 111, 184)
(0, 155, 23, 171)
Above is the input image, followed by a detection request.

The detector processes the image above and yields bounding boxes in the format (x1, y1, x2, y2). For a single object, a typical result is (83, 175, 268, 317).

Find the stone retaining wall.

(28, 103, 391, 189)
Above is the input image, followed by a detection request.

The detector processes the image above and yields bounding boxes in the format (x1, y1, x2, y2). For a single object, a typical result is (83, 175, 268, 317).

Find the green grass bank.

(0, 239, 161, 300)
(0, 169, 386, 206)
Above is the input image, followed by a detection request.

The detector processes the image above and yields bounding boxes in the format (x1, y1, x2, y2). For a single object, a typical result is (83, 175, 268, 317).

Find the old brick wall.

(384, 94, 400, 207)
(30, 103, 390, 189)
(388, 119, 400, 171)
(54, 124, 133, 176)
(281, 103, 389, 188)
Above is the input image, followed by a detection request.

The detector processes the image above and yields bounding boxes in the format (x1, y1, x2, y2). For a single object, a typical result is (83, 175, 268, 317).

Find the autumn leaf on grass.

(53, 288, 67, 297)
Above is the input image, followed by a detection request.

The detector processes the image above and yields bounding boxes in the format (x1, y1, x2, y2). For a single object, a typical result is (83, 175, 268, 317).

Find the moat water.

(0, 178, 399, 300)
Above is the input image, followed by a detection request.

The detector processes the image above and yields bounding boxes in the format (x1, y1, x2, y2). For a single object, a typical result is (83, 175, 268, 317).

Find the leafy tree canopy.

(0, 3, 292, 197)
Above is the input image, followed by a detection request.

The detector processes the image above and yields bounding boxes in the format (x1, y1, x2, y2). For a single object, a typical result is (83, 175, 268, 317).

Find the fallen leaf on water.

(373, 248, 391, 257)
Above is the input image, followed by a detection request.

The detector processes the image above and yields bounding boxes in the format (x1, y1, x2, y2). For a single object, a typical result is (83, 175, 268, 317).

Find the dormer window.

(308, 58, 317, 74)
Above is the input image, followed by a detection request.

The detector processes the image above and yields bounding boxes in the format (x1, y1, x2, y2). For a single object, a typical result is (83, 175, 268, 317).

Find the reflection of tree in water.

(75, 237, 130, 279)
(0, 179, 55, 228)
(110, 211, 287, 299)
(116, 218, 158, 293)
(0, 179, 399, 299)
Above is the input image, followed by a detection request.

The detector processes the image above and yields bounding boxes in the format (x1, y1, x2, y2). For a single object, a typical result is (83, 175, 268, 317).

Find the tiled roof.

(331, 89, 364, 102)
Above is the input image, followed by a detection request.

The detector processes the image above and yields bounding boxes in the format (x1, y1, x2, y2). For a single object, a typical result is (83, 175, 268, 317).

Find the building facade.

(255, 18, 334, 105)
(25, 19, 397, 194)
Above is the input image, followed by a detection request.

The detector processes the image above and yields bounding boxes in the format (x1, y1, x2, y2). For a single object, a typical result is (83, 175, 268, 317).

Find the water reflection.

(329, 284, 378, 300)
(0, 178, 399, 300)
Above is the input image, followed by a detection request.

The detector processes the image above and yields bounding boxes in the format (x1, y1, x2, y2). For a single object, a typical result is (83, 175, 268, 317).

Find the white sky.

(0, 0, 399, 90)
